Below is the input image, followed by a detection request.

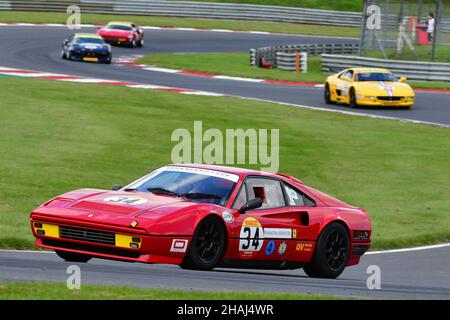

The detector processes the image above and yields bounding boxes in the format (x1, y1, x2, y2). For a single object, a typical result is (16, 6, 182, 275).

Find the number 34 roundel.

(239, 217, 264, 258)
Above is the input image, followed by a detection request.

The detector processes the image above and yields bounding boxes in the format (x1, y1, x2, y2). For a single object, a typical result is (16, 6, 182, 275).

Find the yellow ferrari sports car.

(324, 68, 415, 108)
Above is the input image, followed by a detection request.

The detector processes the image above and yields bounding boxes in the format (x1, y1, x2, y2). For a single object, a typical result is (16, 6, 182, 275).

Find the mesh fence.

(359, 0, 449, 62)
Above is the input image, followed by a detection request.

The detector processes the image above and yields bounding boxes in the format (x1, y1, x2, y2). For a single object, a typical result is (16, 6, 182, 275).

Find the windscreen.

(126, 167, 238, 206)
(106, 25, 133, 31)
(75, 37, 105, 44)
(356, 72, 397, 82)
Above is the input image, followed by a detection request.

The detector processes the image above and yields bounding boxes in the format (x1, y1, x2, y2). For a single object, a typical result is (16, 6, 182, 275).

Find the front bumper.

(357, 97, 414, 107)
(102, 36, 133, 45)
(69, 50, 111, 63)
(31, 218, 189, 264)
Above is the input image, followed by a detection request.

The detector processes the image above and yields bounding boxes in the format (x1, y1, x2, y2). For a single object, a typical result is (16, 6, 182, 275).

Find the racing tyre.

(324, 84, 333, 104)
(61, 50, 67, 59)
(349, 88, 359, 108)
(130, 39, 136, 48)
(181, 216, 226, 271)
(55, 250, 92, 263)
(303, 222, 350, 279)
(105, 55, 112, 64)
(137, 39, 144, 47)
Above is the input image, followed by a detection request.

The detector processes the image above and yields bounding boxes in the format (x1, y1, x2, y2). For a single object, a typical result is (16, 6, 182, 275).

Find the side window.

(245, 178, 285, 209)
(282, 183, 316, 207)
(232, 184, 247, 210)
(283, 184, 305, 206)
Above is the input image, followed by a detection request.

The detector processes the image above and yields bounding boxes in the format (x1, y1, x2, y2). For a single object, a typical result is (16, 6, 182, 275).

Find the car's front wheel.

(324, 83, 333, 104)
(303, 222, 350, 279)
(55, 250, 92, 263)
(61, 50, 67, 59)
(181, 216, 226, 271)
(349, 88, 359, 108)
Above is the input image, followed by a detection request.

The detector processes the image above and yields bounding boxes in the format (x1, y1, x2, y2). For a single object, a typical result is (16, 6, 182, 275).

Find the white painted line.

(366, 243, 450, 255)
(213, 75, 265, 83)
(143, 67, 181, 73)
(0, 249, 52, 254)
(181, 91, 225, 96)
(1, 243, 449, 255)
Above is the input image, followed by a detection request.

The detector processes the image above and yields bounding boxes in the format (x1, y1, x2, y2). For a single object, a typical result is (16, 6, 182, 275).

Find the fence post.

(296, 52, 300, 73)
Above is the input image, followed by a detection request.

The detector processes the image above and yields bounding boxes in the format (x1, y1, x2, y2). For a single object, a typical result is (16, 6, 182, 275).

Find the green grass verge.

(365, 45, 450, 64)
(0, 11, 360, 38)
(136, 52, 450, 90)
(173, 0, 363, 12)
(0, 76, 449, 250)
(0, 282, 339, 300)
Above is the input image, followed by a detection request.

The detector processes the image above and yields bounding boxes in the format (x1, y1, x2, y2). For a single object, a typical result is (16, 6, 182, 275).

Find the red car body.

(30, 164, 371, 278)
(96, 22, 144, 47)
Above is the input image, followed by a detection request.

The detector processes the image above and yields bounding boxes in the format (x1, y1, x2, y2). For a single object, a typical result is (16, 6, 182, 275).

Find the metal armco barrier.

(322, 54, 450, 81)
(277, 52, 307, 72)
(1, 1, 448, 31)
(251, 43, 359, 67)
(0, 0, 362, 26)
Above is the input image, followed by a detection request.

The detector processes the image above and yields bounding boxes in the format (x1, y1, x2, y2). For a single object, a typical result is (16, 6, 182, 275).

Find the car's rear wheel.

(61, 50, 67, 59)
(130, 39, 136, 48)
(181, 216, 226, 271)
(137, 39, 144, 47)
(349, 88, 358, 108)
(303, 222, 350, 279)
(324, 83, 333, 104)
(55, 250, 92, 263)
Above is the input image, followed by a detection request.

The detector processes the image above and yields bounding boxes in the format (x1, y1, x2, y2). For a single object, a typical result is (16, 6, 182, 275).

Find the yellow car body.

(324, 68, 415, 108)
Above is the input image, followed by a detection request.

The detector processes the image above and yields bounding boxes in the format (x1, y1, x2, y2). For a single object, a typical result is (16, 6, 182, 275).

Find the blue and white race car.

(61, 33, 112, 64)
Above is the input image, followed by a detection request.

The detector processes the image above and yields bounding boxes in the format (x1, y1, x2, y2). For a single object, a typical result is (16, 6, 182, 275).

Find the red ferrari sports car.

(97, 21, 144, 47)
(30, 164, 371, 278)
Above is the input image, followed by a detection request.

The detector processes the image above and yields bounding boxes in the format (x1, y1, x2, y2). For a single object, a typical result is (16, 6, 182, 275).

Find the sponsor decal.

(164, 165, 239, 182)
(278, 241, 287, 255)
(264, 228, 292, 239)
(265, 240, 275, 255)
(103, 196, 147, 205)
(222, 210, 234, 223)
(130, 220, 138, 228)
(170, 239, 189, 253)
(296, 243, 313, 252)
(292, 229, 297, 239)
(239, 217, 264, 258)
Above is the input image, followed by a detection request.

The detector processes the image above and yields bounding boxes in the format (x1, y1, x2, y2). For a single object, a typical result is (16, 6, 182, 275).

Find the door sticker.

(265, 240, 275, 255)
(239, 217, 264, 258)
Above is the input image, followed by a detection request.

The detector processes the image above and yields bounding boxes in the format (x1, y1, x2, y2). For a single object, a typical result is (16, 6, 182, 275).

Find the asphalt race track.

(0, 25, 449, 299)
(0, 26, 449, 126)
(0, 247, 449, 299)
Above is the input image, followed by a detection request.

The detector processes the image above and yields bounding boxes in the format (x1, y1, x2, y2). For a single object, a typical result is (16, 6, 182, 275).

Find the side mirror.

(112, 185, 123, 191)
(238, 198, 263, 214)
(399, 77, 407, 82)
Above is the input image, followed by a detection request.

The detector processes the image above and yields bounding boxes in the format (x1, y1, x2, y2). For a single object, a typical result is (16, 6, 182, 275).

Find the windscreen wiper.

(180, 192, 221, 200)
(146, 187, 180, 196)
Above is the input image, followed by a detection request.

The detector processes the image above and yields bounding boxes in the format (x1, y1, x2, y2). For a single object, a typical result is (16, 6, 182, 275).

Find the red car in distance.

(97, 21, 144, 47)
(30, 164, 371, 279)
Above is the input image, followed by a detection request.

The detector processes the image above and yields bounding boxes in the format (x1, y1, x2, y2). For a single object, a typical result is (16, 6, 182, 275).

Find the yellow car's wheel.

(324, 84, 334, 105)
(349, 88, 359, 108)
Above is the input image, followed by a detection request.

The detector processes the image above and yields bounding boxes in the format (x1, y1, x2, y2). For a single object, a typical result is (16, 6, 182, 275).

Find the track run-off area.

(0, 24, 449, 299)
(0, 25, 449, 126)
